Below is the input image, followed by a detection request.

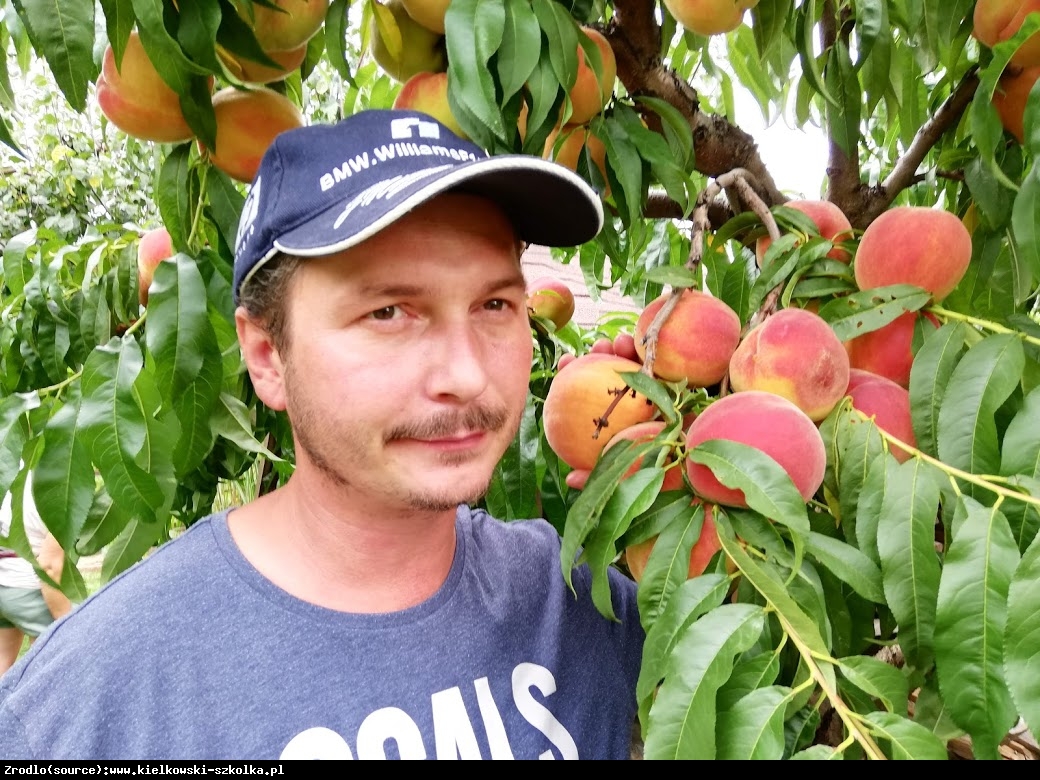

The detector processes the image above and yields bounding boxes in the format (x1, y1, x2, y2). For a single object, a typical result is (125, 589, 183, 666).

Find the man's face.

(273, 193, 533, 512)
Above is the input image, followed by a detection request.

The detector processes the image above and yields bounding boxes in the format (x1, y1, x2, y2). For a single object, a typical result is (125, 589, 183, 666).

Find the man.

(0, 474, 71, 675)
(0, 110, 643, 759)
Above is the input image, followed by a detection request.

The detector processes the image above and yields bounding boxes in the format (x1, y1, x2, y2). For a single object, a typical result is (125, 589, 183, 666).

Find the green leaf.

(686, 440, 810, 538)
(864, 711, 949, 760)
(204, 167, 246, 253)
(98, 0, 136, 68)
(877, 458, 942, 670)
(78, 338, 167, 519)
(644, 603, 766, 760)
(0, 111, 23, 158)
(716, 685, 792, 761)
(0, 392, 39, 498)
(486, 393, 539, 520)
(324, 0, 354, 83)
(817, 284, 931, 342)
(156, 145, 199, 252)
(584, 469, 664, 620)
(12, 0, 96, 111)
(908, 322, 969, 458)
(531, 0, 578, 116)
(33, 392, 94, 550)
(497, 0, 540, 102)
(636, 502, 705, 629)
(1005, 534, 1040, 741)
(520, 45, 562, 156)
(935, 496, 1021, 759)
(617, 371, 676, 424)
(936, 335, 1025, 496)
(789, 744, 840, 759)
(1000, 386, 1040, 552)
(836, 415, 884, 548)
(598, 116, 645, 228)
(1012, 163, 1040, 282)
(643, 266, 700, 288)
(76, 489, 132, 557)
(101, 515, 164, 581)
(718, 650, 781, 712)
(837, 655, 909, 714)
(175, 0, 223, 74)
(806, 531, 885, 603)
(211, 392, 279, 460)
(825, 39, 861, 158)
(445, 0, 506, 145)
(131, 0, 207, 94)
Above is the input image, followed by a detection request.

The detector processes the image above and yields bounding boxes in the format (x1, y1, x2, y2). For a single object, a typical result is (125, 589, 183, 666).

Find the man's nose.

(424, 322, 491, 403)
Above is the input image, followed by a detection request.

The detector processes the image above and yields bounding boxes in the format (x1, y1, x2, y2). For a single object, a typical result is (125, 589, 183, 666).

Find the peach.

(845, 369, 917, 463)
(728, 308, 850, 422)
(854, 206, 972, 303)
(566, 27, 616, 125)
(218, 43, 308, 84)
(564, 419, 685, 491)
(542, 353, 657, 471)
(543, 124, 609, 193)
(589, 337, 615, 354)
(634, 289, 742, 387)
(844, 311, 939, 388)
(369, 0, 447, 82)
(992, 65, 1040, 143)
(526, 276, 575, 330)
(400, 0, 451, 34)
(202, 87, 306, 183)
(612, 332, 639, 362)
(96, 32, 196, 143)
(137, 227, 174, 306)
(973, 0, 1040, 67)
(663, 0, 760, 36)
(626, 503, 721, 583)
(684, 390, 826, 508)
(756, 199, 854, 266)
(240, 0, 329, 52)
(392, 71, 467, 138)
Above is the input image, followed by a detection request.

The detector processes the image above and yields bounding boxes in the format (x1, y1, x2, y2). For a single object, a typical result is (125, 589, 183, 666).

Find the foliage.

(1, 0, 1040, 759)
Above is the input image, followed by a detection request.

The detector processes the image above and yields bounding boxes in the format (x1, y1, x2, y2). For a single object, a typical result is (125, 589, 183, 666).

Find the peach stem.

(928, 305, 1040, 349)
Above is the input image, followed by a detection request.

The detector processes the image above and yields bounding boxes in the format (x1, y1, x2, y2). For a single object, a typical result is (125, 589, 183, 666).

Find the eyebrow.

(356, 273, 527, 300)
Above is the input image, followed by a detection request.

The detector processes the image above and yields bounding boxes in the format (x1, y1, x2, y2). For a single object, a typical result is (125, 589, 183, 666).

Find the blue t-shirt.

(0, 506, 643, 759)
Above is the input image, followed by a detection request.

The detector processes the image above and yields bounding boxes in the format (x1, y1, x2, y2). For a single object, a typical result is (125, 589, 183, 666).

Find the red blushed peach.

(844, 311, 939, 389)
(854, 207, 972, 303)
(728, 308, 850, 422)
(625, 502, 722, 583)
(845, 369, 917, 463)
(756, 199, 854, 266)
(612, 332, 639, 362)
(992, 65, 1040, 143)
(634, 289, 742, 387)
(973, 0, 1040, 67)
(392, 71, 467, 139)
(526, 276, 575, 331)
(565, 419, 685, 491)
(685, 390, 826, 508)
(543, 353, 657, 471)
(137, 227, 174, 306)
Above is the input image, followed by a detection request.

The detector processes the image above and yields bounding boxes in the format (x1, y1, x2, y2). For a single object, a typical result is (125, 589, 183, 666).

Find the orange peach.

(202, 87, 306, 183)
(663, 0, 760, 36)
(543, 353, 657, 471)
(218, 43, 308, 84)
(728, 308, 850, 422)
(369, 0, 447, 82)
(526, 276, 575, 330)
(543, 124, 609, 193)
(973, 0, 1040, 67)
(854, 206, 972, 303)
(626, 503, 721, 583)
(400, 0, 451, 34)
(844, 311, 939, 388)
(566, 27, 616, 125)
(612, 332, 639, 362)
(684, 390, 826, 508)
(845, 370, 917, 463)
(240, 0, 329, 52)
(392, 71, 467, 138)
(992, 65, 1040, 143)
(96, 32, 196, 143)
(756, 199, 854, 266)
(634, 289, 742, 387)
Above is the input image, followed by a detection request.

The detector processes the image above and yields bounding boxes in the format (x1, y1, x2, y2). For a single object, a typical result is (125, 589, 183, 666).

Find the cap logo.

(236, 176, 262, 253)
(333, 165, 452, 229)
(390, 117, 440, 139)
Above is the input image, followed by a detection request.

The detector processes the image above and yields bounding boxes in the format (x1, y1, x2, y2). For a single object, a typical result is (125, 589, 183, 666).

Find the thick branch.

(822, 0, 862, 211)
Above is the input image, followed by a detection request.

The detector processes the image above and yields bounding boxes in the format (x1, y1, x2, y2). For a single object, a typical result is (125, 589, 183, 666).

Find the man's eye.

(369, 306, 399, 321)
(485, 299, 509, 311)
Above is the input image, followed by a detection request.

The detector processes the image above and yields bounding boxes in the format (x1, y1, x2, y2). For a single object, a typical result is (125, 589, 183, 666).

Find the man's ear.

(235, 307, 288, 411)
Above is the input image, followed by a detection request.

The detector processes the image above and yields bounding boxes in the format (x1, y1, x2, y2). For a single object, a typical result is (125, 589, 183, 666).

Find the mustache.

(385, 405, 511, 442)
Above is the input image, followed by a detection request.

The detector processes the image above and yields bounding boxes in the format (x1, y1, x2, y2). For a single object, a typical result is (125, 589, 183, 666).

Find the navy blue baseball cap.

(232, 109, 605, 301)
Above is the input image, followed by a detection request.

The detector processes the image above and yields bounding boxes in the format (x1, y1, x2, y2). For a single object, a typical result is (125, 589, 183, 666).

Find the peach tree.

(2, 0, 1040, 760)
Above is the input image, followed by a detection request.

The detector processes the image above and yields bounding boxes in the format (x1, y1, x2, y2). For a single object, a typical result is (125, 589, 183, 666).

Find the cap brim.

(272, 155, 604, 260)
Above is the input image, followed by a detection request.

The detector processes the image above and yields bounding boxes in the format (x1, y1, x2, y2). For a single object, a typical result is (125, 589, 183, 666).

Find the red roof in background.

(521, 245, 641, 330)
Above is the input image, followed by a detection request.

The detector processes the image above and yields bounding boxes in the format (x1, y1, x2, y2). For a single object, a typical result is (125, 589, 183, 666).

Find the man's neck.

(225, 473, 459, 614)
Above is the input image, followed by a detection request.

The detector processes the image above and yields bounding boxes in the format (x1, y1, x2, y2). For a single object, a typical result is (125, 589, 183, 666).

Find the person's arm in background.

(35, 534, 71, 620)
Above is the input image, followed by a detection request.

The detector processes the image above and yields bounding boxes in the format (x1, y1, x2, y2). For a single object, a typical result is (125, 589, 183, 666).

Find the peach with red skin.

(202, 87, 306, 183)
(684, 390, 826, 508)
(626, 503, 722, 583)
(565, 420, 685, 492)
(844, 311, 939, 389)
(728, 308, 850, 422)
(137, 227, 174, 306)
(393, 71, 467, 139)
(589, 337, 615, 354)
(845, 369, 917, 463)
(96, 32, 196, 143)
(854, 206, 972, 303)
(756, 199, 854, 266)
(525, 276, 575, 331)
(612, 332, 639, 362)
(543, 353, 657, 471)
(634, 289, 741, 387)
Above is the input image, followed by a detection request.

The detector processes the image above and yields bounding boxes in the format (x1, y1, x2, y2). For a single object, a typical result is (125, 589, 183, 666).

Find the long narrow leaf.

(1004, 534, 1040, 740)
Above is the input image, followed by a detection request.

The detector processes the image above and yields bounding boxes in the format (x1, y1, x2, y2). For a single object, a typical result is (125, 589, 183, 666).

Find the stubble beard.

(286, 375, 523, 512)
